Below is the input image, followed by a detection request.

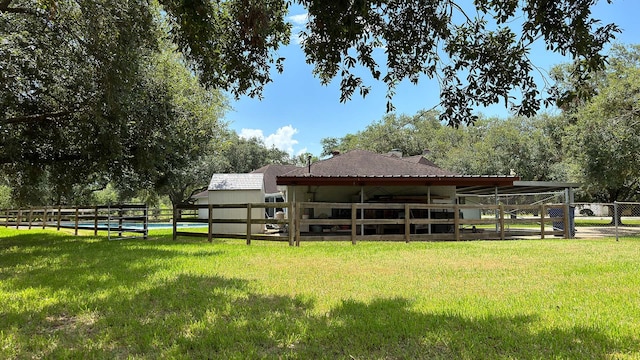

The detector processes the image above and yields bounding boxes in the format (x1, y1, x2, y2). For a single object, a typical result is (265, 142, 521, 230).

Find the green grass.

(1, 228, 639, 359)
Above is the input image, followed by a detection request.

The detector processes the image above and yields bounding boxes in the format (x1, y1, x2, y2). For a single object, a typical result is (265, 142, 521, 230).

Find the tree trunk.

(607, 204, 623, 226)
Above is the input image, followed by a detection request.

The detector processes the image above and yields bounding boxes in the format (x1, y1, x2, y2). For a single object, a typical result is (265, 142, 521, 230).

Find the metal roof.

(208, 173, 264, 191)
(277, 174, 519, 187)
(456, 181, 580, 196)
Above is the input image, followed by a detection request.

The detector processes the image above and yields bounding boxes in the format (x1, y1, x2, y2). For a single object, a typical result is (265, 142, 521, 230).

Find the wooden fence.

(0, 204, 149, 240)
(173, 203, 293, 245)
(173, 202, 572, 245)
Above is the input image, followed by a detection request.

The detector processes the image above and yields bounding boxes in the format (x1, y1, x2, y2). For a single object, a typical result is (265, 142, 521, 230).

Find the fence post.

(74, 207, 79, 236)
(94, 206, 99, 236)
(208, 204, 213, 243)
(563, 203, 570, 239)
(499, 205, 505, 240)
(351, 203, 357, 245)
(16, 209, 21, 229)
(404, 203, 411, 243)
(246, 203, 252, 245)
(540, 204, 545, 239)
(143, 205, 148, 240)
(288, 202, 294, 246)
(42, 207, 47, 229)
(117, 206, 123, 237)
(172, 204, 178, 241)
(614, 201, 619, 242)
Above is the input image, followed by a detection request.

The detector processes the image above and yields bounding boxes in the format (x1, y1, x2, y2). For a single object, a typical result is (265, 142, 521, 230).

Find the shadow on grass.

(1, 231, 638, 359)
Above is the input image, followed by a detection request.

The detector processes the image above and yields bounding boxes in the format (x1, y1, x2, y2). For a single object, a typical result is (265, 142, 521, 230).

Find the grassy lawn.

(1, 228, 639, 359)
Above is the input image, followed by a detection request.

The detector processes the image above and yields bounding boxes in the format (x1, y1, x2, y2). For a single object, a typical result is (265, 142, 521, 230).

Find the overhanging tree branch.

(2, 111, 72, 125)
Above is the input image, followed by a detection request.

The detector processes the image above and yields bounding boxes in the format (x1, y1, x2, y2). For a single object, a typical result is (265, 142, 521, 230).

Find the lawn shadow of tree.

(1, 232, 638, 359)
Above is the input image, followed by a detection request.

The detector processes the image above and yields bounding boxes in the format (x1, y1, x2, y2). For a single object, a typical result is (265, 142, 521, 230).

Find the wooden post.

(563, 203, 571, 239)
(351, 203, 357, 245)
(454, 204, 460, 241)
(246, 203, 252, 245)
(499, 205, 505, 240)
(74, 207, 79, 236)
(57, 206, 62, 231)
(404, 203, 411, 243)
(288, 202, 294, 246)
(42, 207, 47, 229)
(117, 206, 123, 237)
(295, 202, 301, 247)
(208, 204, 213, 243)
(28, 208, 33, 229)
(94, 206, 99, 236)
(172, 205, 178, 241)
(16, 209, 21, 229)
(540, 204, 546, 239)
(143, 205, 148, 240)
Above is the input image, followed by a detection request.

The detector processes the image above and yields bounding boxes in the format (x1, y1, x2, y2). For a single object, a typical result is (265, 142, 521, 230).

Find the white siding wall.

(196, 197, 209, 219)
(208, 189, 264, 234)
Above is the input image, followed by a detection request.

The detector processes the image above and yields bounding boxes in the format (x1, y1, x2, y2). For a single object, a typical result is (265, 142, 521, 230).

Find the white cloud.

(239, 125, 300, 155)
(287, 13, 308, 26)
(287, 13, 308, 45)
(239, 128, 264, 140)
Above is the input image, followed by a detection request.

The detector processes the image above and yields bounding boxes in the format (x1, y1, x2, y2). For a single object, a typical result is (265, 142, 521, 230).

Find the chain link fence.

(465, 192, 640, 240)
(573, 202, 640, 240)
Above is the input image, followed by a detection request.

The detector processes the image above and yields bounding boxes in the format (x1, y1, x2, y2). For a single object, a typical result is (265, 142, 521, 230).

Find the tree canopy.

(0, 0, 621, 204)
(299, 0, 619, 126)
(564, 44, 640, 202)
(322, 110, 568, 182)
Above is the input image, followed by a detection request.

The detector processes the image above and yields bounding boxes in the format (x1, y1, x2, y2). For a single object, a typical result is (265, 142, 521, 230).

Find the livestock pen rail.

(173, 202, 573, 245)
(1, 204, 149, 240)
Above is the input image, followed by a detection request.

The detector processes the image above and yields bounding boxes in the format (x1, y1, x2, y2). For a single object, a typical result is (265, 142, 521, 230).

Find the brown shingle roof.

(281, 149, 457, 177)
(399, 154, 439, 167)
(251, 164, 301, 194)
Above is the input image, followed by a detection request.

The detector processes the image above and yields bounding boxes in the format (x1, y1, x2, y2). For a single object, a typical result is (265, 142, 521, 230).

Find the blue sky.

(225, 0, 639, 158)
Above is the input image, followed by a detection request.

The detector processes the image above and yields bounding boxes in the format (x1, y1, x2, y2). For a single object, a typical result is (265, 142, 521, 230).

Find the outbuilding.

(205, 173, 265, 234)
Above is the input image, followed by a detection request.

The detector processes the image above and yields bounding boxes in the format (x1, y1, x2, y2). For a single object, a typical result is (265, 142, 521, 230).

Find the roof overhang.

(457, 181, 580, 196)
(276, 175, 519, 188)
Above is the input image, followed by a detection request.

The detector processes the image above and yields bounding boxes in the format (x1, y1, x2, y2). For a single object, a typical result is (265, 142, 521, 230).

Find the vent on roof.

(331, 150, 340, 157)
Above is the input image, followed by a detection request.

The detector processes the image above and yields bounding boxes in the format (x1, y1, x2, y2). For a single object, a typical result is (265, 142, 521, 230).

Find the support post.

(351, 203, 357, 245)
(295, 202, 301, 247)
(28, 208, 33, 229)
(360, 186, 364, 237)
(454, 204, 460, 241)
(16, 209, 21, 229)
(42, 207, 47, 229)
